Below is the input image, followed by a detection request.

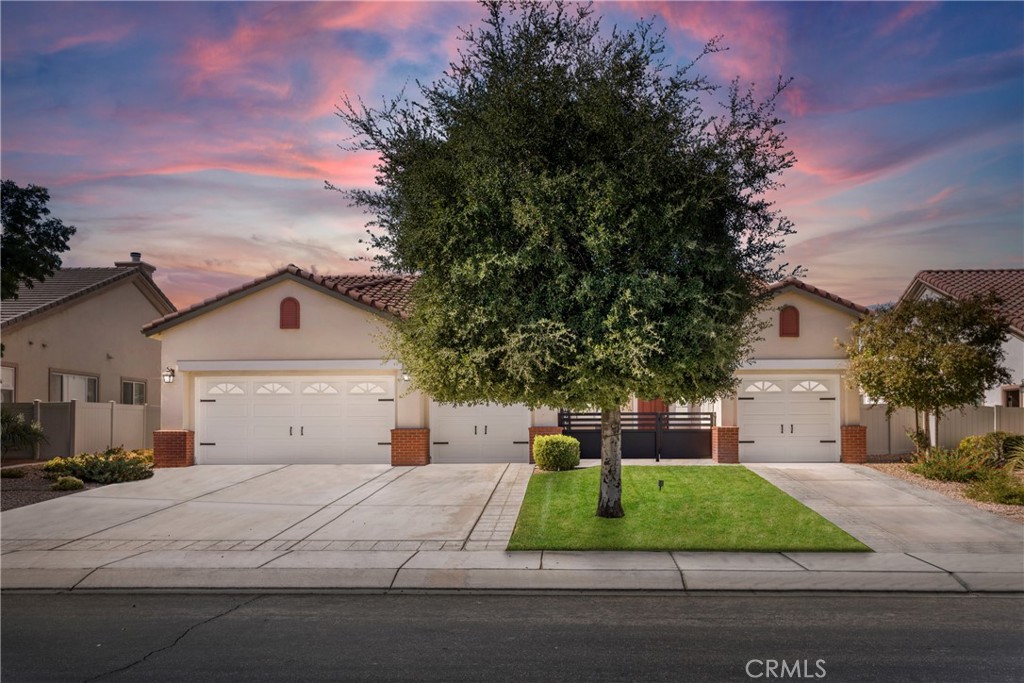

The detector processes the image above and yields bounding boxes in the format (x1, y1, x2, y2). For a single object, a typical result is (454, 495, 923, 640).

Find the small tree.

(337, 1, 795, 516)
(1, 409, 47, 459)
(1, 180, 77, 301)
(843, 294, 1011, 448)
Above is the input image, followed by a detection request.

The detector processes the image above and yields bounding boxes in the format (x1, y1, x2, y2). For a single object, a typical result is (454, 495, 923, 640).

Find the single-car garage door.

(430, 402, 531, 463)
(197, 376, 395, 464)
(737, 376, 839, 463)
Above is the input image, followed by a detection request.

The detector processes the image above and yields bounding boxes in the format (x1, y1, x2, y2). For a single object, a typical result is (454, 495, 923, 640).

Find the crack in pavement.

(81, 595, 263, 682)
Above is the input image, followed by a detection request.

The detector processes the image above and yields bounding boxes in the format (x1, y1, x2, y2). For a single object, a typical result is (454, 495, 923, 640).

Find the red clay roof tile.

(902, 269, 1024, 332)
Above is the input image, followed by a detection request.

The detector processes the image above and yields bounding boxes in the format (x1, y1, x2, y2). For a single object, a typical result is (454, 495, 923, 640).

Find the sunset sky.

(2, 1, 1021, 309)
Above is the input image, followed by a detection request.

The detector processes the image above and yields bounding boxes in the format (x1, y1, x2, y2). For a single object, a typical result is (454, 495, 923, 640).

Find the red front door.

(636, 398, 667, 430)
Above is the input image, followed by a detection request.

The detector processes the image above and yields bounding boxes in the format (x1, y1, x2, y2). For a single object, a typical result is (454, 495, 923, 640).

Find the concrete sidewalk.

(2, 548, 1020, 593)
(2, 462, 1021, 593)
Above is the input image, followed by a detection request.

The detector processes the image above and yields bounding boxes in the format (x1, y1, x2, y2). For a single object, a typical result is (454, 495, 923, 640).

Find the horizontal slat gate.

(557, 412, 715, 459)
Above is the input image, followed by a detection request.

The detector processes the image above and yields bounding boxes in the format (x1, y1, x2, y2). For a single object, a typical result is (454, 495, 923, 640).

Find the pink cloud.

(641, 1, 791, 90)
(46, 23, 136, 53)
(876, 2, 938, 37)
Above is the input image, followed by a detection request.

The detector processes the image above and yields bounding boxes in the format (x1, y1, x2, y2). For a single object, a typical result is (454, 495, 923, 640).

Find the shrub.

(965, 471, 1024, 506)
(1, 409, 47, 457)
(51, 475, 84, 491)
(908, 447, 987, 483)
(42, 446, 154, 484)
(906, 428, 930, 454)
(958, 432, 1024, 469)
(0, 467, 27, 478)
(533, 435, 581, 471)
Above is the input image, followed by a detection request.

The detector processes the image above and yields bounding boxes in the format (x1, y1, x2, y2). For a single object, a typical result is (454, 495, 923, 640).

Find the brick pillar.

(528, 426, 563, 464)
(391, 428, 430, 466)
(841, 425, 868, 464)
(712, 426, 739, 464)
(153, 430, 194, 468)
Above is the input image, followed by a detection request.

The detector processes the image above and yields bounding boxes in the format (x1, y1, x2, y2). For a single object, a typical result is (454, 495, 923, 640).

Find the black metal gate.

(557, 411, 714, 459)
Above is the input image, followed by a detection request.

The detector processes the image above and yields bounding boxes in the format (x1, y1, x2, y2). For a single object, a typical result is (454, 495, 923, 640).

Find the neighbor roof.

(142, 264, 417, 335)
(901, 269, 1024, 333)
(1, 267, 176, 330)
(766, 277, 871, 316)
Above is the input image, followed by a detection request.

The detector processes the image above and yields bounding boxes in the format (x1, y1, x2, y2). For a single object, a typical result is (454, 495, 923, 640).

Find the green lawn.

(507, 466, 870, 552)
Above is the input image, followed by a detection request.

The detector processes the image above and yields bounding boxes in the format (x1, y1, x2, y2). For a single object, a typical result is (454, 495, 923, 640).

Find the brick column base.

(712, 426, 739, 464)
(391, 428, 430, 466)
(528, 426, 564, 464)
(153, 430, 194, 468)
(841, 425, 868, 464)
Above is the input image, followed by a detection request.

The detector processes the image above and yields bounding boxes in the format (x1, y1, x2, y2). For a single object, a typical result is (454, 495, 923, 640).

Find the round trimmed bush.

(51, 475, 84, 491)
(533, 435, 580, 471)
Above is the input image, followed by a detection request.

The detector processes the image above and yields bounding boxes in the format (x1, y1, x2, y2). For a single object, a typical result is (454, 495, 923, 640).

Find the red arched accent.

(779, 305, 799, 337)
(280, 297, 300, 329)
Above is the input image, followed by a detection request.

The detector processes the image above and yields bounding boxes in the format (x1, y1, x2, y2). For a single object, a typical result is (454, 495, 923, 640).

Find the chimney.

(115, 252, 156, 277)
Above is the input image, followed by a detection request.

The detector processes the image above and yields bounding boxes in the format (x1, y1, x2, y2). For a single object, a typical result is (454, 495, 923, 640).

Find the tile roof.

(1, 267, 175, 329)
(766, 277, 870, 316)
(142, 264, 418, 334)
(903, 269, 1024, 332)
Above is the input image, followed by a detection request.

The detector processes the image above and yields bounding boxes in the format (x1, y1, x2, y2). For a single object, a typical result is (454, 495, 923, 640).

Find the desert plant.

(1004, 442, 1024, 474)
(958, 432, 1024, 469)
(908, 447, 987, 483)
(0, 467, 27, 478)
(533, 435, 581, 472)
(51, 475, 84, 491)
(965, 471, 1024, 506)
(1, 409, 46, 457)
(42, 446, 153, 484)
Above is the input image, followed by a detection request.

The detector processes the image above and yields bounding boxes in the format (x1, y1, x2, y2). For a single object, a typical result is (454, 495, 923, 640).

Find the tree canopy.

(1, 179, 77, 300)
(843, 294, 1011, 436)
(337, 1, 796, 516)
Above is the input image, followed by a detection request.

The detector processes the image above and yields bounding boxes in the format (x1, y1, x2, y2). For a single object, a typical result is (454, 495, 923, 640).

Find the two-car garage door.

(197, 376, 395, 464)
(737, 376, 840, 462)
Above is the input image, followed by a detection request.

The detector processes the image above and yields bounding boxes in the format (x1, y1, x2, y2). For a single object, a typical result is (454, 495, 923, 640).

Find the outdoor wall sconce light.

(401, 370, 411, 382)
(162, 367, 176, 384)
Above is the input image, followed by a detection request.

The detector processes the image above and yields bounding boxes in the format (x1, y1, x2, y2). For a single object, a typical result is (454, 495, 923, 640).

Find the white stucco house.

(143, 266, 871, 467)
(900, 269, 1024, 408)
(1, 253, 175, 407)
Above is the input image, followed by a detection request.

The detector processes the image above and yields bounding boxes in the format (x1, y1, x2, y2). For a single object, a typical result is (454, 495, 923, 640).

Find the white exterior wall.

(716, 287, 862, 427)
(1, 279, 166, 405)
(154, 278, 417, 431)
(987, 334, 1023, 406)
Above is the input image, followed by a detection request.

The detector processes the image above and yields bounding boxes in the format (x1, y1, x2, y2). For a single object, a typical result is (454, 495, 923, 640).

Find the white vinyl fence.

(864, 403, 1024, 457)
(5, 401, 159, 460)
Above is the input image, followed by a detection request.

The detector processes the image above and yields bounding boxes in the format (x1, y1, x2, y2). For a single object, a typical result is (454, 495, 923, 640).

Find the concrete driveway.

(1, 463, 532, 553)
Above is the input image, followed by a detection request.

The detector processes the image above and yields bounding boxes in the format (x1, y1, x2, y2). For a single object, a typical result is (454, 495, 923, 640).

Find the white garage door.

(430, 402, 531, 463)
(737, 376, 839, 463)
(197, 376, 395, 464)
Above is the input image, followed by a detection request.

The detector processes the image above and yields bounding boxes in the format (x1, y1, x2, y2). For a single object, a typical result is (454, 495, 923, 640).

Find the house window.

(779, 306, 799, 337)
(280, 297, 300, 329)
(1005, 389, 1021, 408)
(1, 366, 15, 403)
(50, 371, 99, 402)
(121, 379, 147, 405)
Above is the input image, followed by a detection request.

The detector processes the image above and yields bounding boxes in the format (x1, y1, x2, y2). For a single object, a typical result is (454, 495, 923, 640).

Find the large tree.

(337, 1, 795, 517)
(843, 294, 1011, 445)
(1, 179, 77, 300)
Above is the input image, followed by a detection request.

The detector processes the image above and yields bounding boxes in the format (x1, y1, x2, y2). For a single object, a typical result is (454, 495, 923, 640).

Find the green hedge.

(958, 432, 1024, 469)
(533, 435, 580, 471)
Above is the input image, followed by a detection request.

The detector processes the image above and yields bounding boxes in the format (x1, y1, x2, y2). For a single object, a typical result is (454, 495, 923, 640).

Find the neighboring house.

(900, 269, 1024, 408)
(1, 253, 176, 407)
(144, 266, 871, 467)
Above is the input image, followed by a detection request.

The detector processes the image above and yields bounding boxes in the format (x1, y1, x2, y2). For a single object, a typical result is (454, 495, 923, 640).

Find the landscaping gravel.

(0, 464, 105, 511)
(866, 462, 1024, 524)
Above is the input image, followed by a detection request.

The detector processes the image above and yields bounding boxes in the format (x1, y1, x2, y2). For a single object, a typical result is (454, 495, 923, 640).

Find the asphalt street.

(2, 593, 1022, 682)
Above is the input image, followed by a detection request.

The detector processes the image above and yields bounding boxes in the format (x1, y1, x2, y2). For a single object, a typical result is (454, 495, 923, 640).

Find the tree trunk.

(597, 406, 625, 518)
